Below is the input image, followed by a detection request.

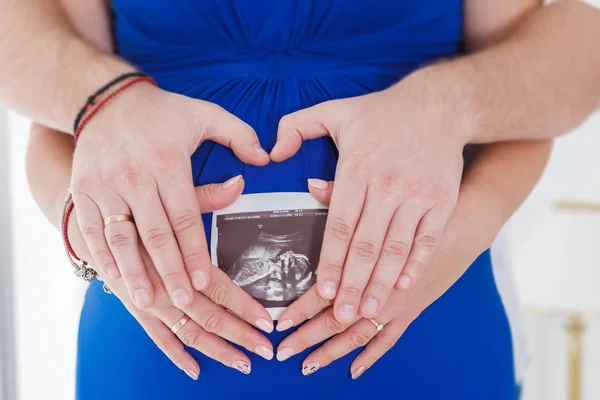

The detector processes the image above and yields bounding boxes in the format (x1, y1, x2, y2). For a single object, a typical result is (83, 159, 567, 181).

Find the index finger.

(316, 159, 367, 300)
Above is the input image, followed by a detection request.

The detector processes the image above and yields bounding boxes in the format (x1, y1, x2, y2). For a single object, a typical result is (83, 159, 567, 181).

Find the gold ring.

(104, 214, 133, 226)
(368, 318, 384, 332)
(171, 314, 190, 335)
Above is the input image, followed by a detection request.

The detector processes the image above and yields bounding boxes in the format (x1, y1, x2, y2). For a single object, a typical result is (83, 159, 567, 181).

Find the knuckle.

(348, 329, 372, 348)
(294, 336, 313, 352)
(143, 228, 170, 250)
(343, 158, 369, 179)
(376, 336, 398, 350)
(170, 210, 198, 234)
(382, 240, 410, 259)
(329, 218, 355, 242)
(92, 247, 113, 262)
(376, 170, 401, 196)
(119, 160, 144, 189)
(107, 232, 134, 249)
(239, 336, 255, 351)
(120, 270, 144, 282)
(81, 223, 103, 237)
(319, 260, 343, 275)
(179, 329, 202, 349)
(208, 283, 229, 305)
(200, 311, 224, 334)
(350, 240, 378, 260)
(152, 335, 174, 352)
(182, 251, 205, 267)
(367, 280, 392, 296)
(340, 285, 363, 299)
(364, 354, 380, 368)
(155, 149, 181, 174)
(319, 352, 336, 367)
(324, 315, 347, 335)
(415, 234, 438, 250)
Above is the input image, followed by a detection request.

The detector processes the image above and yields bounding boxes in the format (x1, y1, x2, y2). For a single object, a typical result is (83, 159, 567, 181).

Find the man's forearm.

(403, 0, 600, 144)
(0, 0, 134, 133)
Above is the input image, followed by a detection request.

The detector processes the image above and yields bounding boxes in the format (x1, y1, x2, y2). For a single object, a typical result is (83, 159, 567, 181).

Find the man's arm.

(399, 0, 600, 144)
(0, 0, 132, 132)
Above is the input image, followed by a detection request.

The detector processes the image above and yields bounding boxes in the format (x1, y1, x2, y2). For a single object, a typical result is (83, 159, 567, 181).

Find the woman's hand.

(69, 177, 275, 378)
(71, 83, 270, 310)
(274, 178, 499, 378)
(271, 79, 467, 324)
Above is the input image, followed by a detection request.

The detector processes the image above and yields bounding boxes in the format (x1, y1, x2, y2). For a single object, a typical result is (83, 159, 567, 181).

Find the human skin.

(1, 0, 598, 321)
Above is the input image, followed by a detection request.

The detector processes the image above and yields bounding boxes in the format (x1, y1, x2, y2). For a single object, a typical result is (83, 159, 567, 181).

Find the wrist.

(397, 61, 481, 146)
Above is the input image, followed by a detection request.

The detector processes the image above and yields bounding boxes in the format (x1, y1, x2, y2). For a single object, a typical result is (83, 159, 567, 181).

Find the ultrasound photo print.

(211, 193, 328, 318)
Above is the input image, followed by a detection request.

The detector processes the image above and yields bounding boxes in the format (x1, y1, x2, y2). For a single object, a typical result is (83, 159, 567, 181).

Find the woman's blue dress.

(76, 1, 516, 399)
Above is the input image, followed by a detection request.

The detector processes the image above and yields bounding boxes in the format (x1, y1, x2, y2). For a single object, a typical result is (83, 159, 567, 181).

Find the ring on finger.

(171, 314, 191, 335)
(104, 214, 134, 226)
(368, 318, 384, 332)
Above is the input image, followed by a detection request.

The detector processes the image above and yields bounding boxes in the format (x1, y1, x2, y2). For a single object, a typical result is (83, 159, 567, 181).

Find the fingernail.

(302, 362, 320, 376)
(277, 347, 295, 362)
(276, 319, 294, 332)
(271, 140, 280, 154)
(222, 175, 242, 190)
(307, 178, 329, 190)
(105, 263, 120, 279)
(361, 297, 379, 316)
(321, 281, 338, 299)
(339, 304, 356, 322)
(254, 143, 268, 156)
(191, 271, 207, 290)
(255, 345, 274, 360)
(171, 289, 191, 308)
(133, 289, 151, 308)
(184, 369, 198, 380)
(351, 366, 366, 380)
(397, 275, 412, 289)
(255, 318, 274, 333)
(231, 361, 251, 374)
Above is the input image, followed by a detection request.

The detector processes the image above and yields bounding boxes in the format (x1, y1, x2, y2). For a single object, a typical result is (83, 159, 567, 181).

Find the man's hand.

(271, 79, 466, 325)
(71, 83, 270, 310)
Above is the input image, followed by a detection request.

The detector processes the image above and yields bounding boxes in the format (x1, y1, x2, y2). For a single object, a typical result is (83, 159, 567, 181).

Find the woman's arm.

(276, 139, 553, 373)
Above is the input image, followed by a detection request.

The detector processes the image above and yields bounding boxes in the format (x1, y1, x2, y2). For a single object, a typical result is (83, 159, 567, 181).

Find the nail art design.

(302, 362, 320, 376)
(351, 366, 366, 380)
(232, 361, 251, 375)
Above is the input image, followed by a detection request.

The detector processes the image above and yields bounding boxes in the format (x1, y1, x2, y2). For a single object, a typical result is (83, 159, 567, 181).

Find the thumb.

(201, 104, 270, 166)
(271, 100, 343, 162)
(307, 179, 334, 206)
(196, 175, 245, 213)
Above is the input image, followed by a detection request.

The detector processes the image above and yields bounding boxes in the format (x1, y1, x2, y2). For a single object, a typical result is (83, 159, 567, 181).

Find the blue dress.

(76, 1, 516, 399)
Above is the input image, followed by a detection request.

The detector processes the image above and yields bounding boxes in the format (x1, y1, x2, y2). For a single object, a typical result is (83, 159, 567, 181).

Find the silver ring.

(368, 318, 384, 332)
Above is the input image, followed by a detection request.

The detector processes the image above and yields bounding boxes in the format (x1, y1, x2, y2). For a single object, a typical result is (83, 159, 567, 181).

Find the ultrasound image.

(215, 209, 327, 308)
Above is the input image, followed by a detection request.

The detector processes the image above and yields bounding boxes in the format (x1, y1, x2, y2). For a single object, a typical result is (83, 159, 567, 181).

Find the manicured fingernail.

(307, 178, 329, 190)
(361, 297, 379, 316)
(255, 318, 274, 333)
(254, 143, 268, 156)
(105, 263, 120, 279)
(191, 271, 207, 290)
(271, 140, 280, 154)
(222, 175, 242, 190)
(322, 281, 337, 299)
(255, 345, 274, 360)
(277, 347, 294, 361)
(231, 361, 251, 374)
(351, 366, 366, 380)
(133, 289, 151, 308)
(171, 289, 191, 308)
(339, 304, 356, 322)
(397, 275, 412, 289)
(184, 369, 198, 380)
(302, 362, 320, 376)
(276, 319, 294, 332)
